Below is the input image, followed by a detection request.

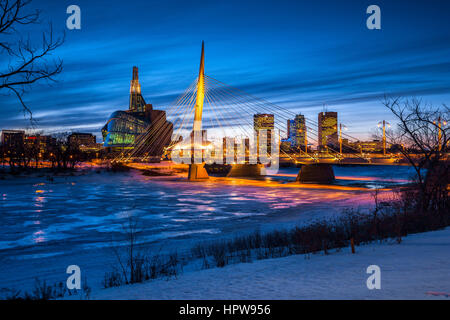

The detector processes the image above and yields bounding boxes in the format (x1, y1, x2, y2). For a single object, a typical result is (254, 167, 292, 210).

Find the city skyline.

(1, 0, 450, 141)
(1, 1, 449, 303)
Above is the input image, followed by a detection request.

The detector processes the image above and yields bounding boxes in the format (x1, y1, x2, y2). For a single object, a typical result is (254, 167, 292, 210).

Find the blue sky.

(1, 0, 450, 141)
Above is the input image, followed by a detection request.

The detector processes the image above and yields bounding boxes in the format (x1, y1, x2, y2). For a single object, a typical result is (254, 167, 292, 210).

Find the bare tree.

(382, 97, 449, 213)
(110, 213, 142, 284)
(47, 132, 83, 170)
(0, 0, 64, 118)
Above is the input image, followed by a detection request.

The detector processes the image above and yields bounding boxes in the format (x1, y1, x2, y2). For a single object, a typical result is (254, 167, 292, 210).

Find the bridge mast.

(188, 41, 209, 181)
(193, 41, 205, 132)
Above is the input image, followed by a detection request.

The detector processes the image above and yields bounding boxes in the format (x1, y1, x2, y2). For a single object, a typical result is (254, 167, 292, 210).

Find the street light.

(433, 117, 447, 152)
(378, 120, 391, 155)
(339, 123, 348, 155)
(303, 128, 308, 155)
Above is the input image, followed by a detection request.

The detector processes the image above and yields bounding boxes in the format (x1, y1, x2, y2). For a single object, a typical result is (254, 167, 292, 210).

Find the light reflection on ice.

(0, 165, 415, 257)
(32, 230, 46, 243)
(231, 212, 266, 217)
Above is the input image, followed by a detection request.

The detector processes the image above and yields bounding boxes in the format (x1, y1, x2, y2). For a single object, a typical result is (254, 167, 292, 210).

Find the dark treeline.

(192, 186, 449, 269)
(0, 136, 99, 173)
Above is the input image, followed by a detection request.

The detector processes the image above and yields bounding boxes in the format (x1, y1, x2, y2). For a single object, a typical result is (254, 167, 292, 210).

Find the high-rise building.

(287, 119, 295, 141)
(254, 114, 274, 155)
(294, 114, 306, 149)
(318, 111, 338, 150)
(286, 114, 306, 149)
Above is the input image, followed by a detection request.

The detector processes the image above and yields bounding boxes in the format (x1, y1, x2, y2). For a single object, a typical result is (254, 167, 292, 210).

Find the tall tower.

(254, 113, 274, 156)
(294, 114, 306, 150)
(193, 41, 205, 132)
(188, 42, 209, 181)
(129, 66, 146, 112)
(318, 111, 338, 150)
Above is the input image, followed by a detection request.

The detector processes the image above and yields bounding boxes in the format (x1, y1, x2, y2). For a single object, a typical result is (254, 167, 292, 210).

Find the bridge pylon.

(188, 41, 209, 181)
(296, 163, 335, 183)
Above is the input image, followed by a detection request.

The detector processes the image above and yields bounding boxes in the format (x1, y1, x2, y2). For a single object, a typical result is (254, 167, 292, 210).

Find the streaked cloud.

(1, 0, 450, 141)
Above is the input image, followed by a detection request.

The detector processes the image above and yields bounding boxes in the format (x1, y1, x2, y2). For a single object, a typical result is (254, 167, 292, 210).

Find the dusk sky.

(2, 0, 450, 141)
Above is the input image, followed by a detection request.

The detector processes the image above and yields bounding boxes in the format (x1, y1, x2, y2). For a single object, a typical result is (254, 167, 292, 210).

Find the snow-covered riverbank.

(91, 228, 450, 300)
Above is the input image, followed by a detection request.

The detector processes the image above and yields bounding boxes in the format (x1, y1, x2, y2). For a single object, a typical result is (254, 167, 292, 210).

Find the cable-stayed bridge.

(113, 42, 428, 181)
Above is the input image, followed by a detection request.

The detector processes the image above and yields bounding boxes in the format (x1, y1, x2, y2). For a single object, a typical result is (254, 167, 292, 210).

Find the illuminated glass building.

(102, 67, 173, 155)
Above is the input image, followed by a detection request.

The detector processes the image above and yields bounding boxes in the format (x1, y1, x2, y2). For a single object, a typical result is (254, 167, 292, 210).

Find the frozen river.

(0, 165, 415, 293)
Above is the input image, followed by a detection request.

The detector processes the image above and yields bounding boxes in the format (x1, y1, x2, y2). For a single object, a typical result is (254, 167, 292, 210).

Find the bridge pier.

(188, 164, 209, 181)
(296, 164, 335, 183)
(226, 164, 265, 178)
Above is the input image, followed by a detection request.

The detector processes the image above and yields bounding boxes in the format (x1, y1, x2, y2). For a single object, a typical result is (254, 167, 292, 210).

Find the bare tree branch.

(0, 0, 64, 119)
(382, 97, 449, 212)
